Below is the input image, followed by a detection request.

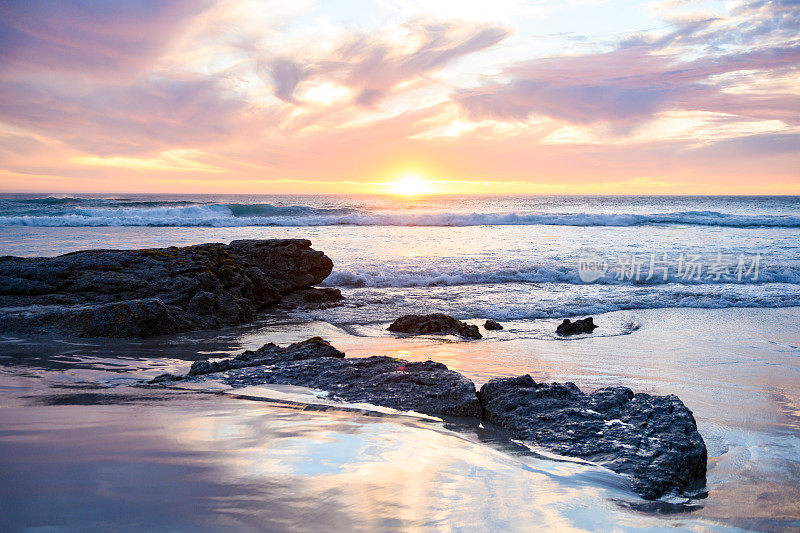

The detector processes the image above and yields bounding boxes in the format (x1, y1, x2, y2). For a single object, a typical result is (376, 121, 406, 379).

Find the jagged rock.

(0, 239, 334, 337)
(150, 373, 182, 383)
(556, 316, 597, 336)
(187, 336, 345, 376)
(158, 338, 481, 417)
(478, 375, 707, 499)
(388, 313, 482, 339)
(153, 336, 708, 499)
(226, 357, 482, 417)
(484, 319, 503, 330)
(277, 287, 344, 309)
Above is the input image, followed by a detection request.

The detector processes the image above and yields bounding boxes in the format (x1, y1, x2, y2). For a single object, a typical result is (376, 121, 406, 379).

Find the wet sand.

(1, 307, 799, 531)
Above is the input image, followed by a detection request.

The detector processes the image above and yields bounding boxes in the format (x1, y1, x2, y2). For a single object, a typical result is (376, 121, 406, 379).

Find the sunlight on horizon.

(386, 173, 434, 196)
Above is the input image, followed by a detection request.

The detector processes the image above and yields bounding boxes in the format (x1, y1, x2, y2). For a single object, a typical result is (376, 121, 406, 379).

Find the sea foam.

(2, 202, 800, 228)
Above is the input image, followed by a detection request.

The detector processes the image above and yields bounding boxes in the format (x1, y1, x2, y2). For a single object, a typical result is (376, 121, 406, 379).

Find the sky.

(0, 0, 798, 195)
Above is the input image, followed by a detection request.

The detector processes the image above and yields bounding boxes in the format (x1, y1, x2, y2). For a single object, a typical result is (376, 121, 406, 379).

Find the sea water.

(1, 194, 798, 531)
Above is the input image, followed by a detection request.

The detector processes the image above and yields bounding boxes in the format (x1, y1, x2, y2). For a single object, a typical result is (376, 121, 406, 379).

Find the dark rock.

(172, 337, 480, 417)
(478, 375, 707, 499)
(388, 313, 482, 339)
(150, 373, 183, 383)
(0, 239, 334, 337)
(187, 336, 345, 376)
(153, 337, 708, 499)
(225, 357, 482, 417)
(556, 316, 597, 336)
(277, 287, 343, 309)
(484, 319, 503, 330)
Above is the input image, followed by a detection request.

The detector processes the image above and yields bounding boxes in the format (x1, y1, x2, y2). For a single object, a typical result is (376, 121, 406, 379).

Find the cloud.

(456, 1, 800, 128)
(264, 22, 509, 106)
(0, 0, 211, 79)
(265, 58, 310, 103)
(693, 131, 800, 156)
(0, 76, 246, 155)
(0, 0, 797, 193)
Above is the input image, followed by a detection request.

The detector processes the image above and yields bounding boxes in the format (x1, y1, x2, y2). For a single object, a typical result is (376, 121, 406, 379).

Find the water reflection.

(0, 383, 723, 532)
(1, 306, 799, 531)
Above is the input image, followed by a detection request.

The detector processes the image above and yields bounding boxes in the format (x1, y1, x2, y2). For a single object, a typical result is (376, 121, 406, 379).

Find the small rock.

(556, 316, 597, 336)
(149, 373, 182, 383)
(484, 319, 503, 330)
(388, 313, 482, 339)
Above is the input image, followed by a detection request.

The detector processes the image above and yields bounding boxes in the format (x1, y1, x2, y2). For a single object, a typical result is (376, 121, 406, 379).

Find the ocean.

(1, 194, 799, 531)
(2, 194, 800, 325)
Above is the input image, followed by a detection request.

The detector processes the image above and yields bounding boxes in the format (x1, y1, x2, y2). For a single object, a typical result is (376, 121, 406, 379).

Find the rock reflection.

(0, 381, 724, 532)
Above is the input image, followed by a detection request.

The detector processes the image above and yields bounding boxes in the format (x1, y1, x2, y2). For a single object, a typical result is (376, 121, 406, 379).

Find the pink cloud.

(0, 76, 246, 155)
(0, 1, 211, 80)
(457, 0, 800, 128)
(457, 44, 800, 126)
(266, 22, 509, 106)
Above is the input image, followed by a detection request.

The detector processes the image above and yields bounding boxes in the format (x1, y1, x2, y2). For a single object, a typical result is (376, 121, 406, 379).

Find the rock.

(227, 357, 482, 417)
(152, 337, 708, 499)
(388, 313, 482, 339)
(556, 316, 597, 336)
(169, 338, 481, 417)
(187, 336, 345, 376)
(150, 373, 183, 383)
(0, 239, 335, 337)
(484, 319, 503, 330)
(478, 375, 707, 499)
(277, 287, 344, 309)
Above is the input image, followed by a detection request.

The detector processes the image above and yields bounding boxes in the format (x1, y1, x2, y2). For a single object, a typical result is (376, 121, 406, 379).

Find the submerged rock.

(388, 313, 482, 339)
(556, 316, 597, 336)
(484, 319, 503, 330)
(0, 239, 335, 337)
(478, 375, 707, 499)
(154, 336, 708, 500)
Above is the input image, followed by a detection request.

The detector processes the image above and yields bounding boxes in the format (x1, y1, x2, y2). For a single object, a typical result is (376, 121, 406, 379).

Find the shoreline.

(0, 225, 798, 529)
(1, 306, 799, 529)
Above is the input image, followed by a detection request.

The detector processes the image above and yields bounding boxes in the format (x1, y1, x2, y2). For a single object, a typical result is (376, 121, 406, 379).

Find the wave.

(297, 283, 800, 324)
(1, 200, 800, 227)
(321, 265, 800, 288)
(464, 293, 800, 320)
(224, 203, 355, 217)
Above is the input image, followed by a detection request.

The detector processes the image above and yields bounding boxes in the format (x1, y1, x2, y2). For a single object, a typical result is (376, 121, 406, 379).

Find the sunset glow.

(0, 1, 798, 194)
(387, 174, 433, 196)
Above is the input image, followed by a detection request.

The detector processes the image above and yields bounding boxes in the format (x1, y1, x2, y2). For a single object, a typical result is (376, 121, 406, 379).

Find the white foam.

(321, 266, 800, 288)
(2, 205, 800, 228)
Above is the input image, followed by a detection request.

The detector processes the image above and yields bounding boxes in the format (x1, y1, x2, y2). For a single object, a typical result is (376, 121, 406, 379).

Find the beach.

(1, 194, 799, 531)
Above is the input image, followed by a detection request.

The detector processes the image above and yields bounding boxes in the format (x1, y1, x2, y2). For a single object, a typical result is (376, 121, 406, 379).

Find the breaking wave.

(321, 265, 800, 288)
(2, 199, 800, 228)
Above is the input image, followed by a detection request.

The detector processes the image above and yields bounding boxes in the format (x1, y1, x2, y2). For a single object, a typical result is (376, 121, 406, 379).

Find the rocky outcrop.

(0, 239, 334, 337)
(478, 375, 707, 499)
(187, 336, 345, 376)
(388, 313, 482, 339)
(556, 316, 597, 336)
(484, 319, 503, 330)
(154, 337, 481, 417)
(153, 337, 707, 500)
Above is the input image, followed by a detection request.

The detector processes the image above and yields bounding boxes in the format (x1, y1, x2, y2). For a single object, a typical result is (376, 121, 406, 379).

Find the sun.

(387, 173, 433, 195)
